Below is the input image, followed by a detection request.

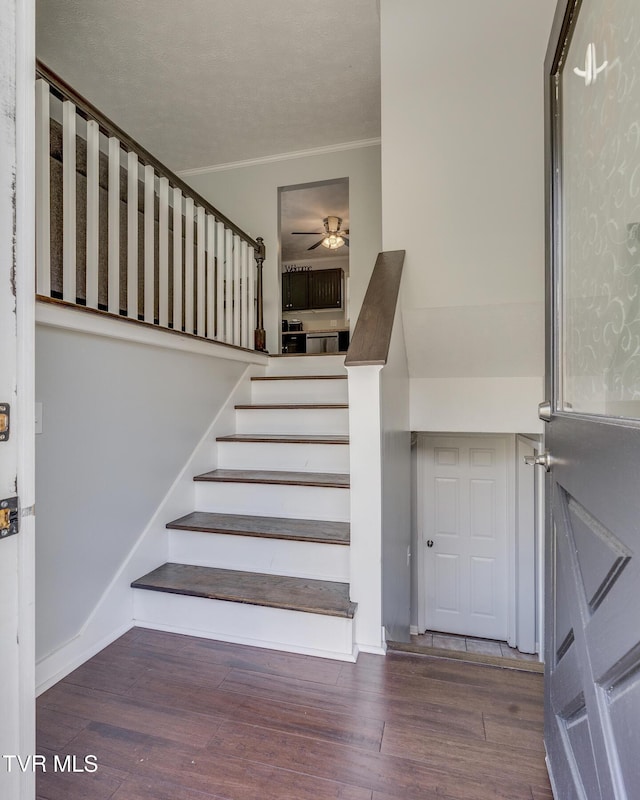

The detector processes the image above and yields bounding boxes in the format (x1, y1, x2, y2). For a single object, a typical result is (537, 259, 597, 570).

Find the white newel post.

(347, 364, 385, 654)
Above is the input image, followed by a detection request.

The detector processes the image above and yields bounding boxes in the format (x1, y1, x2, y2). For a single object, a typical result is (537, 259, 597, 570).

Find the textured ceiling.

(280, 180, 349, 262)
(36, 0, 381, 172)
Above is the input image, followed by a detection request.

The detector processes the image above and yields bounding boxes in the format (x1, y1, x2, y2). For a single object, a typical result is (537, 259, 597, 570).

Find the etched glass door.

(545, 0, 640, 798)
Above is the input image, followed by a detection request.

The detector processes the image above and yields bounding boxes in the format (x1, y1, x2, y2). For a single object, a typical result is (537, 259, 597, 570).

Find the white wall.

(35, 325, 248, 665)
(182, 144, 382, 354)
(380, 0, 556, 432)
(380, 308, 411, 641)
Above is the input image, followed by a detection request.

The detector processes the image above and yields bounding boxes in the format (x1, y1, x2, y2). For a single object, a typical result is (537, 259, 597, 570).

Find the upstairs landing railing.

(35, 61, 266, 352)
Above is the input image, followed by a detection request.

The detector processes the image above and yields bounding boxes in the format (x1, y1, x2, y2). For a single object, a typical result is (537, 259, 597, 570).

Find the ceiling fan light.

(321, 234, 345, 250)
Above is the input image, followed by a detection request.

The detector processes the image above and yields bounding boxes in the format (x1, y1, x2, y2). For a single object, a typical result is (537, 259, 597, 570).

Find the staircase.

(131, 355, 358, 660)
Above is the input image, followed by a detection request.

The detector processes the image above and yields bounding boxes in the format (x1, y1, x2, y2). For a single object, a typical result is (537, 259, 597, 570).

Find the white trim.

(178, 137, 382, 176)
(507, 434, 517, 649)
(134, 621, 359, 663)
(410, 625, 419, 636)
(15, 0, 36, 793)
(35, 300, 269, 365)
(36, 623, 134, 696)
(134, 621, 358, 664)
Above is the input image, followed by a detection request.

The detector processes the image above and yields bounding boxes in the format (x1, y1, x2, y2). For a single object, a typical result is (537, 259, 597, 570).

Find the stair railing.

(35, 61, 267, 351)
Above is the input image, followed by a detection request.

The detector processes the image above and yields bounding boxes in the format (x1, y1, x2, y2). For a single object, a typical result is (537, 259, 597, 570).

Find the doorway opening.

(278, 178, 350, 355)
(412, 432, 544, 662)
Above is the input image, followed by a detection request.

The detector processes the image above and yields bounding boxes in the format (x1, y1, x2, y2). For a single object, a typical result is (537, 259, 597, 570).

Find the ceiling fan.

(291, 215, 349, 250)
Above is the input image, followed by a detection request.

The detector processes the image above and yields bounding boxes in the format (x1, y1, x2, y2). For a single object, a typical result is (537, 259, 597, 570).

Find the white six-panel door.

(421, 435, 509, 640)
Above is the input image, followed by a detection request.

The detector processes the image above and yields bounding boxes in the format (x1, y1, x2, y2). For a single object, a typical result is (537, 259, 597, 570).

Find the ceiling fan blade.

(308, 239, 325, 250)
(291, 231, 323, 235)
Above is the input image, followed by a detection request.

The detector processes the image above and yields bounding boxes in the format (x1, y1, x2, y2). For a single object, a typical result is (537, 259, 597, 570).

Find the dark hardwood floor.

(36, 628, 552, 800)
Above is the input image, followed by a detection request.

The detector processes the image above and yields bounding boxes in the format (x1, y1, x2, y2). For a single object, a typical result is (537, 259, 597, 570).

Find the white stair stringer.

(133, 590, 356, 661)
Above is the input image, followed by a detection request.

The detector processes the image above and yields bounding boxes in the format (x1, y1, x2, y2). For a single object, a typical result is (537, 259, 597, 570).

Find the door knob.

(427, 540, 434, 548)
(524, 452, 552, 472)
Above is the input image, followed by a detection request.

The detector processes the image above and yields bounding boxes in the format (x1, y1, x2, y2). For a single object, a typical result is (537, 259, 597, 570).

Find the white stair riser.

(194, 481, 350, 522)
(217, 441, 350, 473)
(251, 379, 348, 405)
(266, 355, 347, 377)
(169, 531, 349, 582)
(236, 407, 349, 436)
(133, 591, 355, 660)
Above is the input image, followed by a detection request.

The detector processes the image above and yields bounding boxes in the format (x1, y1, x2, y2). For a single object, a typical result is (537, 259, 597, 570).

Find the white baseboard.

(36, 622, 133, 696)
(410, 625, 420, 635)
(134, 621, 358, 663)
(356, 643, 387, 656)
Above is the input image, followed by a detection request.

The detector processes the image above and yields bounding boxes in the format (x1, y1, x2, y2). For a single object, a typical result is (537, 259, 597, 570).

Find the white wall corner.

(36, 363, 262, 693)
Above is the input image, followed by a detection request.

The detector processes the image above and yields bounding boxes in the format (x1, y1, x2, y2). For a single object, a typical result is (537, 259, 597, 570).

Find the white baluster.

(158, 177, 169, 328)
(35, 79, 51, 297)
(63, 100, 77, 303)
(206, 214, 215, 339)
(184, 197, 194, 334)
(173, 188, 183, 331)
(241, 240, 249, 348)
(216, 221, 225, 340)
(233, 234, 241, 346)
(127, 151, 139, 319)
(144, 164, 155, 323)
(108, 136, 120, 313)
(225, 228, 233, 343)
(85, 120, 100, 309)
(196, 206, 206, 337)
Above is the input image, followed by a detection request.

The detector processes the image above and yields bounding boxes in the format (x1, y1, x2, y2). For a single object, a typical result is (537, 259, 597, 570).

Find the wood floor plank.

(337, 663, 544, 722)
(166, 511, 350, 545)
(219, 668, 486, 742)
(39, 683, 220, 748)
(381, 721, 549, 785)
(193, 468, 350, 488)
(132, 563, 357, 617)
(64, 641, 232, 696)
(178, 637, 344, 685)
(35, 745, 127, 800)
(35, 707, 90, 752)
(207, 720, 535, 800)
(482, 712, 545, 752)
(140, 743, 373, 800)
(110, 775, 229, 800)
(126, 673, 385, 751)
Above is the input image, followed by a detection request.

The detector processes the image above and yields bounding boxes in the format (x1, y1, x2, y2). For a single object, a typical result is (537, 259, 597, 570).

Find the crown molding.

(178, 138, 382, 177)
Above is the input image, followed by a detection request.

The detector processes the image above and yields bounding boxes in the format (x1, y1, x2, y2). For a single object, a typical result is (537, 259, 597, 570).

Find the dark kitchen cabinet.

(282, 271, 309, 311)
(282, 268, 342, 311)
(310, 269, 342, 309)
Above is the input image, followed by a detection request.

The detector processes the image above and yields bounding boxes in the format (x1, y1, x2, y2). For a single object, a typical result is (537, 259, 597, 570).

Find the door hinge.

(0, 497, 19, 539)
(0, 403, 9, 441)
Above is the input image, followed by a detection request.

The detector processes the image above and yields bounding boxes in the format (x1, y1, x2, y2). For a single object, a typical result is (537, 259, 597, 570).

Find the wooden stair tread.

(131, 563, 357, 618)
(235, 403, 348, 410)
(194, 469, 350, 488)
(166, 511, 350, 544)
(251, 375, 347, 381)
(216, 433, 349, 445)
